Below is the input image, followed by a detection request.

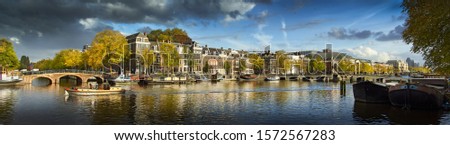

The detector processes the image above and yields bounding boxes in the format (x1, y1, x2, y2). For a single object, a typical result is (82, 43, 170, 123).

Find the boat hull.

(389, 83, 444, 109)
(353, 81, 390, 103)
(0, 79, 22, 86)
(65, 88, 125, 96)
(264, 76, 280, 81)
(302, 77, 316, 82)
(239, 74, 257, 81)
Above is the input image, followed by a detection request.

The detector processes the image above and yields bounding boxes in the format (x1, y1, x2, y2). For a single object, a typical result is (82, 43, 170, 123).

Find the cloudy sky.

(0, 0, 423, 64)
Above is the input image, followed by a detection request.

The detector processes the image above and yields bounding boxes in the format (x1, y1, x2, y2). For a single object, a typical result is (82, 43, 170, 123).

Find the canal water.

(1, 79, 449, 125)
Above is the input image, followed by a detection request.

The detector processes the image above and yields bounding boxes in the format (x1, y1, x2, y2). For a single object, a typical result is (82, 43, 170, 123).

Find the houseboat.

(389, 83, 445, 109)
(352, 81, 390, 103)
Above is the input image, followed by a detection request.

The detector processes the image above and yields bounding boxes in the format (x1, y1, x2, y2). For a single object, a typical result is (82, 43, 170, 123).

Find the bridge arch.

(57, 75, 84, 85)
(31, 76, 53, 86)
(21, 71, 105, 84)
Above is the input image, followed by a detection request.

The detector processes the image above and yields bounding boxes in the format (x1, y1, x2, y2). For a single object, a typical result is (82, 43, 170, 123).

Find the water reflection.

(0, 86, 20, 124)
(2, 81, 450, 124)
(65, 94, 136, 124)
(353, 102, 444, 124)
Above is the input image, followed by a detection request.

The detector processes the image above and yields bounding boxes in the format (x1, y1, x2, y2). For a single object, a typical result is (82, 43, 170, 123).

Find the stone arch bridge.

(21, 70, 104, 84)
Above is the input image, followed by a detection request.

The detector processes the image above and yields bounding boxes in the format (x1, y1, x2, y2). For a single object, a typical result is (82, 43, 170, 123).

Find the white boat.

(0, 68, 22, 86)
(264, 75, 280, 81)
(64, 87, 125, 96)
(0, 79, 22, 86)
(113, 74, 132, 83)
(195, 74, 209, 82)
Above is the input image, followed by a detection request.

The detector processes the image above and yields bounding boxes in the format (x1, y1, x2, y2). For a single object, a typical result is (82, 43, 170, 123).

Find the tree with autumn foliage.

(159, 43, 179, 74)
(248, 54, 264, 74)
(0, 38, 20, 70)
(85, 29, 128, 70)
(402, 0, 450, 75)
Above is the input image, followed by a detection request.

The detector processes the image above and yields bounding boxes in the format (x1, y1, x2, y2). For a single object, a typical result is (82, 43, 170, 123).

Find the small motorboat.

(64, 86, 125, 96)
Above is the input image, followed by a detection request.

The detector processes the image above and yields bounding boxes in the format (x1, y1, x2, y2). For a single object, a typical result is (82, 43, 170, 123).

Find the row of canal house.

(125, 32, 256, 77)
(124, 32, 398, 76)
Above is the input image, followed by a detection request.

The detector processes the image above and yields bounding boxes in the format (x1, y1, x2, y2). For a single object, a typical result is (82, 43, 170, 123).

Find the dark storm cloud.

(327, 27, 374, 40)
(0, 0, 269, 61)
(327, 25, 405, 41)
(376, 25, 405, 41)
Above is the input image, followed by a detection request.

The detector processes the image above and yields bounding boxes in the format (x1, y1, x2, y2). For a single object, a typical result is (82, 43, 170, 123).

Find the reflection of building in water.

(0, 87, 19, 124)
(66, 94, 137, 124)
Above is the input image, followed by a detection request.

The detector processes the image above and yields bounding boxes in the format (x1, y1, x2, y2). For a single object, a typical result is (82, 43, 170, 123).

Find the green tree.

(203, 61, 209, 74)
(275, 51, 287, 74)
(283, 59, 292, 74)
(141, 48, 155, 75)
(248, 54, 264, 74)
(160, 43, 179, 74)
(0, 39, 20, 70)
(374, 64, 383, 74)
(52, 51, 66, 69)
(52, 49, 83, 69)
(361, 62, 374, 74)
(85, 29, 128, 70)
(148, 29, 164, 41)
(239, 58, 247, 74)
(310, 57, 325, 73)
(402, 0, 450, 74)
(338, 59, 353, 74)
(147, 28, 190, 43)
(34, 59, 53, 70)
(19, 55, 30, 70)
(224, 60, 231, 75)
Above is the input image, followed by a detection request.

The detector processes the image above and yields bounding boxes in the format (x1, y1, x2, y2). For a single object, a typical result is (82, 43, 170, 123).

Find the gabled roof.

(126, 32, 146, 39)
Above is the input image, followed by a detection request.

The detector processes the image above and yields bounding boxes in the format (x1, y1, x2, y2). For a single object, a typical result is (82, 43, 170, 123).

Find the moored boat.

(65, 86, 125, 96)
(316, 76, 329, 82)
(389, 83, 445, 109)
(302, 76, 316, 82)
(211, 73, 223, 82)
(194, 74, 209, 82)
(264, 75, 280, 81)
(239, 74, 257, 80)
(352, 81, 390, 103)
(0, 79, 22, 86)
(288, 76, 298, 81)
(0, 66, 22, 86)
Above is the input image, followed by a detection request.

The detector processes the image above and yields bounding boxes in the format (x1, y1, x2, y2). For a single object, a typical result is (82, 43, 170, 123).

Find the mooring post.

(340, 80, 346, 96)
